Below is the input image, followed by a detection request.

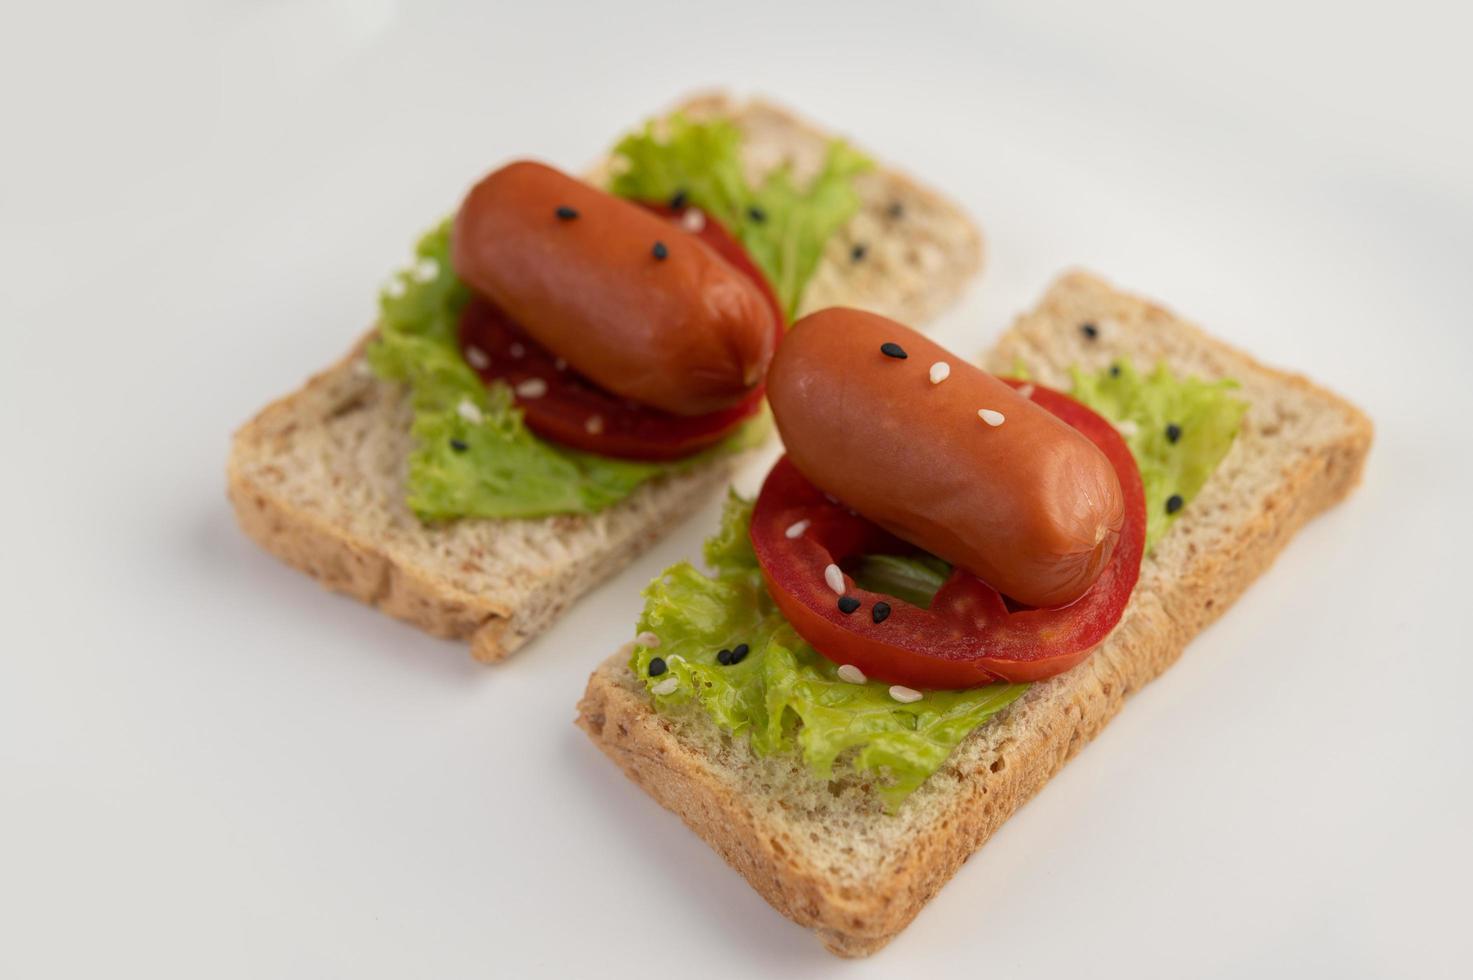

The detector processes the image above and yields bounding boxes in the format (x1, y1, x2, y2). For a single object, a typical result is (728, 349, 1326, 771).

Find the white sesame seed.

(384, 277, 406, 298)
(978, 408, 1006, 427)
(635, 631, 660, 648)
(837, 664, 867, 684)
(929, 361, 951, 384)
(681, 208, 706, 233)
(662, 575, 675, 586)
(889, 685, 923, 704)
(584, 414, 604, 434)
(456, 399, 483, 424)
(464, 345, 490, 370)
(824, 493, 839, 505)
(353, 359, 374, 377)
(785, 519, 811, 539)
(515, 378, 548, 399)
(651, 677, 679, 696)
(1017, 383, 1035, 399)
(411, 257, 439, 282)
(824, 563, 845, 595)
(509, 342, 526, 359)
(1115, 419, 1139, 437)
(554, 357, 567, 371)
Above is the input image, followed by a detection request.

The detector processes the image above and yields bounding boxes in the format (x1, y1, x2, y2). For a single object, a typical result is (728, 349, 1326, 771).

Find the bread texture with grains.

(227, 92, 982, 663)
(576, 270, 1372, 956)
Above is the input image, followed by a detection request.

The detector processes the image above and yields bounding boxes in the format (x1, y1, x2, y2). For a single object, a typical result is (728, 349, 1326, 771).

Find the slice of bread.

(227, 93, 982, 663)
(575, 270, 1373, 956)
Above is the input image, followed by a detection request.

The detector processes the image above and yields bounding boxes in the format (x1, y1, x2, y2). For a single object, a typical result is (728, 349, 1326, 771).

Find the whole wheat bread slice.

(575, 270, 1373, 956)
(227, 93, 982, 663)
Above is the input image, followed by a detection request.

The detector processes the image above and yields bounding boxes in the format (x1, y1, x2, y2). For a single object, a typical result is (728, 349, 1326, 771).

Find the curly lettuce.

(609, 115, 872, 320)
(367, 222, 765, 521)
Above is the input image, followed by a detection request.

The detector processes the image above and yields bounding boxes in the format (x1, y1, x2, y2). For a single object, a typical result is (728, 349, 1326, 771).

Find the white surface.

(2, 2, 1470, 977)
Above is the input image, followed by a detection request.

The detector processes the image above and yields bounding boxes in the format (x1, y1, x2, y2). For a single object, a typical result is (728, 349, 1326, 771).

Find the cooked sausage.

(765, 308, 1125, 608)
(451, 161, 776, 416)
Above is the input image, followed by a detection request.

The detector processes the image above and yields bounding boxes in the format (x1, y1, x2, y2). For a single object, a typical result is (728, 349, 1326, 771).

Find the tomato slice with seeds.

(749, 380, 1147, 689)
(457, 202, 783, 462)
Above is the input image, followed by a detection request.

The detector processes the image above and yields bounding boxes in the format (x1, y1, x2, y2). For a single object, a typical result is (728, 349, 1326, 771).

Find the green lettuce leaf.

(609, 115, 872, 320)
(1070, 361, 1248, 550)
(367, 221, 766, 521)
(631, 493, 1028, 812)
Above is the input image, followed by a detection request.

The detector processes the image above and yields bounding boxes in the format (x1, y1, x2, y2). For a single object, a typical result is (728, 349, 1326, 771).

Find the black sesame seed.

(880, 342, 908, 359)
(1081, 322, 1099, 340)
(872, 601, 892, 624)
(837, 595, 861, 615)
(888, 201, 905, 219)
(648, 657, 668, 677)
(669, 189, 687, 209)
(1110, 363, 1121, 378)
(449, 438, 469, 452)
(716, 648, 732, 665)
(1166, 494, 1184, 515)
(652, 241, 668, 260)
(730, 643, 750, 665)
(555, 205, 578, 221)
(1165, 423, 1182, 444)
(851, 243, 868, 262)
(747, 206, 767, 223)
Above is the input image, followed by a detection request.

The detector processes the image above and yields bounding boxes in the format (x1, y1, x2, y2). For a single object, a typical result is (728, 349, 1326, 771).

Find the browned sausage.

(765, 308, 1125, 608)
(451, 161, 776, 416)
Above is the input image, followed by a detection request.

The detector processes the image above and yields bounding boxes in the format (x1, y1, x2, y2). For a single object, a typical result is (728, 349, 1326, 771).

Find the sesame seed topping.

(651, 677, 679, 696)
(717, 648, 732, 665)
(850, 243, 867, 262)
(1116, 419, 1139, 437)
(1081, 322, 1099, 340)
(384, 277, 406, 298)
(555, 205, 578, 220)
(669, 190, 687, 209)
(648, 657, 668, 677)
(785, 519, 811, 539)
(585, 414, 604, 434)
(1165, 423, 1182, 443)
(464, 345, 490, 370)
(635, 631, 660, 648)
(411, 257, 439, 282)
(515, 378, 548, 399)
(824, 563, 845, 595)
(509, 342, 526, 359)
(872, 601, 892, 624)
(680, 208, 706, 233)
(1017, 383, 1035, 399)
(1166, 494, 1185, 514)
(838, 664, 867, 684)
(456, 399, 484, 424)
(887, 201, 904, 219)
(652, 241, 668, 260)
(747, 206, 766, 223)
(1110, 363, 1122, 378)
(449, 438, 469, 452)
(889, 685, 923, 704)
(978, 408, 1006, 427)
(730, 643, 750, 664)
(837, 595, 860, 614)
(929, 361, 951, 384)
(353, 359, 374, 377)
(880, 342, 908, 360)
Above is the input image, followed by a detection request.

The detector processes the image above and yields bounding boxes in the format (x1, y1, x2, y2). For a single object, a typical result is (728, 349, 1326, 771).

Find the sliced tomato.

(749, 380, 1147, 688)
(457, 202, 782, 461)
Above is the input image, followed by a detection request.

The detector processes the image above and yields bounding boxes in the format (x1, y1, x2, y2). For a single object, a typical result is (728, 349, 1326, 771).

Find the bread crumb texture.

(576, 270, 1372, 956)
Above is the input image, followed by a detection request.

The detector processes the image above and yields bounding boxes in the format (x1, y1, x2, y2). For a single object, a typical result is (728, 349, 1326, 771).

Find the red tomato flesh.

(749, 380, 1147, 688)
(457, 203, 782, 462)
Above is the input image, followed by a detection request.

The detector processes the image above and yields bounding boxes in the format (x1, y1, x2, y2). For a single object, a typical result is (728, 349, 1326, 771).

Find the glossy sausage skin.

(766, 308, 1125, 609)
(452, 161, 776, 416)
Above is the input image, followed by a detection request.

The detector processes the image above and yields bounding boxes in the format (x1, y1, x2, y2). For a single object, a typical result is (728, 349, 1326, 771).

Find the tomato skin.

(456, 202, 783, 461)
(750, 380, 1147, 689)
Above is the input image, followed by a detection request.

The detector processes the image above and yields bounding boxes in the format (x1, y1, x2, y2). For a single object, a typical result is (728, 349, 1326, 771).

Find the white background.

(3, 1, 1470, 977)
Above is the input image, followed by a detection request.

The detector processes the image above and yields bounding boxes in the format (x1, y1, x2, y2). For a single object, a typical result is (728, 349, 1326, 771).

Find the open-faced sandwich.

(577, 272, 1372, 955)
(227, 93, 980, 662)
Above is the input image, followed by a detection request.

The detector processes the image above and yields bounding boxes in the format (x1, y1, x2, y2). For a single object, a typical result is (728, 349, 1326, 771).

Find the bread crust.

(576, 270, 1373, 955)
(227, 92, 982, 662)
